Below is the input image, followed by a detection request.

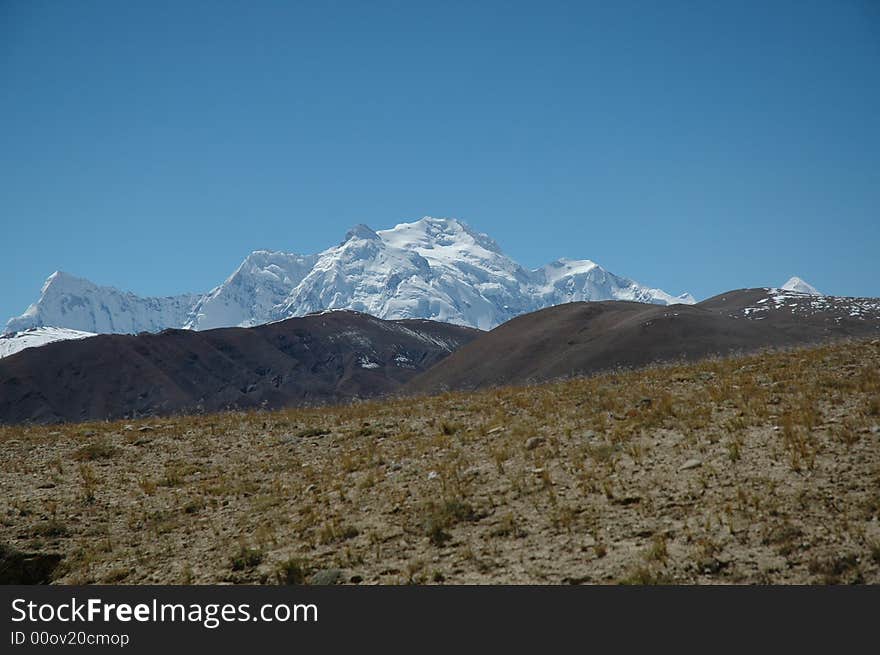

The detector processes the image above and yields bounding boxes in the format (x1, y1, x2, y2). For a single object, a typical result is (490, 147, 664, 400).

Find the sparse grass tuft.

(72, 441, 116, 461)
(275, 558, 309, 585)
(230, 546, 264, 571)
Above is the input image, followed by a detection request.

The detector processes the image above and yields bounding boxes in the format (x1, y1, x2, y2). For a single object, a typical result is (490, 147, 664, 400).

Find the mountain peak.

(378, 216, 504, 255)
(40, 270, 88, 294)
(781, 276, 822, 295)
(7, 270, 199, 335)
(343, 224, 380, 243)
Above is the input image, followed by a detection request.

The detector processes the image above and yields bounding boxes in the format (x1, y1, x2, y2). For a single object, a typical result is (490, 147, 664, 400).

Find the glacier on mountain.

(5, 217, 695, 335)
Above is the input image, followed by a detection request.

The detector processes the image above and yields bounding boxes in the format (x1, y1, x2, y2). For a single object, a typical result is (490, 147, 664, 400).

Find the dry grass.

(1, 338, 879, 584)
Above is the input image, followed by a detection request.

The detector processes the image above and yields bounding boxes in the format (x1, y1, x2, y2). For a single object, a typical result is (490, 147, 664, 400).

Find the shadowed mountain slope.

(0, 311, 479, 424)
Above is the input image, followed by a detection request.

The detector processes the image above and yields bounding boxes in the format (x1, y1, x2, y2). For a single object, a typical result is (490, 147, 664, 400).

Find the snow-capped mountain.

(781, 276, 822, 296)
(5, 217, 694, 335)
(5, 271, 200, 335)
(274, 218, 696, 329)
(186, 250, 317, 330)
(0, 326, 97, 359)
(276, 220, 540, 330)
(534, 258, 694, 309)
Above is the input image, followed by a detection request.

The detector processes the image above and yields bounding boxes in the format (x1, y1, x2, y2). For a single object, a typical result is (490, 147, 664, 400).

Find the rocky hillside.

(1, 338, 878, 584)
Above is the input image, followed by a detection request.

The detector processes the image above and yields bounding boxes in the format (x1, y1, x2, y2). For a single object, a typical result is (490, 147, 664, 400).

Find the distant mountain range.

(5, 217, 693, 338)
(2, 286, 878, 425)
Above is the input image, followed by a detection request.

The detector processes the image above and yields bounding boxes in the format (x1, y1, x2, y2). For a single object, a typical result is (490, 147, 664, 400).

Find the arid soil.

(1, 339, 879, 584)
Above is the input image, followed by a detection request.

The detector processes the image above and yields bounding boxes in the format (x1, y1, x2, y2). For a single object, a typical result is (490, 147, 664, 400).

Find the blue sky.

(1, 0, 878, 323)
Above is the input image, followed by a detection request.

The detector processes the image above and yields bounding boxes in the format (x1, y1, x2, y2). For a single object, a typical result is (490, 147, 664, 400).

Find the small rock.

(310, 568, 343, 585)
(679, 458, 702, 471)
(525, 436, 546, 450)
(427, 470, 439, 480)
(122, 424, 135, 432)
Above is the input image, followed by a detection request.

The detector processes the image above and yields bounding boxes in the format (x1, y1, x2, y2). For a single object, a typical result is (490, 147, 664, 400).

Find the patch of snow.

(0, 326, 96, 359)
(736, 288, 880, 322)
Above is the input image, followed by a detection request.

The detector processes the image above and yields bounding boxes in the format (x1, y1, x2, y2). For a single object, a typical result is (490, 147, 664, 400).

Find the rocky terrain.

(1, 338, 878, 585)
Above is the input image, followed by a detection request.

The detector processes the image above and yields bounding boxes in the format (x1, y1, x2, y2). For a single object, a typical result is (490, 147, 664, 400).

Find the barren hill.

(0, 311, 479, 424)
(407, 288, 880, 393)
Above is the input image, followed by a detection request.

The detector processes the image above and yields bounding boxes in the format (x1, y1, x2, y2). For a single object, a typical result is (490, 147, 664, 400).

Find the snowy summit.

(781, 276, 823, 296)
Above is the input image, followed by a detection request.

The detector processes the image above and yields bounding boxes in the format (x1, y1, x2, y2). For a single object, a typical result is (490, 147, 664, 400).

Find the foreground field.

(2, 339, 879, 584)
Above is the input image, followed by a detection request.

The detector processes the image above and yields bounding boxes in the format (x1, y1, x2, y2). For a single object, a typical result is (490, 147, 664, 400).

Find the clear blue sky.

(2, 0, 878, 323)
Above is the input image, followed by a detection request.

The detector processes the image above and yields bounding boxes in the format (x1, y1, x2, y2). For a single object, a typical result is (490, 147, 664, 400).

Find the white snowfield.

(6, 216, 694, 336)
(0, 326, 97, 359)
